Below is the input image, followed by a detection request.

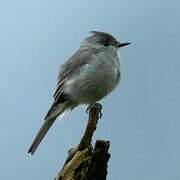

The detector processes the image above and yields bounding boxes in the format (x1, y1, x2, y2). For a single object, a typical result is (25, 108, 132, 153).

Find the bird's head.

(82, 31, 130, 49)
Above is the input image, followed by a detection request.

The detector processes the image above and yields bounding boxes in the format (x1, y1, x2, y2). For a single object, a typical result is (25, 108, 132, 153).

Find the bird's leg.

(86, 103, 103, 118)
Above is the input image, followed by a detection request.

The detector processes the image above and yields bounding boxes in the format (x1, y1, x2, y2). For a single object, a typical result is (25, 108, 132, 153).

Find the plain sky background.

(0, 0, 180, 179)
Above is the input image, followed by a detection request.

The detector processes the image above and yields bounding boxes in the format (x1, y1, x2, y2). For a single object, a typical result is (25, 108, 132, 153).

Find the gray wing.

(53, 48, 104, 102)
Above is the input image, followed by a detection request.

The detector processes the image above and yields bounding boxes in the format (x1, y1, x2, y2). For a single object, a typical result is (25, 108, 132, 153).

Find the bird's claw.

(86, 103, 102, 118)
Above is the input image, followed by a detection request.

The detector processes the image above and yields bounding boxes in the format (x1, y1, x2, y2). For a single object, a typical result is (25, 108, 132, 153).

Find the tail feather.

(28, 117, 57, 155)
(28, 103, 67, 155)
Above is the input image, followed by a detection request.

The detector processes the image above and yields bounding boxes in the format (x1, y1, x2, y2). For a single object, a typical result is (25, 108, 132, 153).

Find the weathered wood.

(55, 104, 110, 180)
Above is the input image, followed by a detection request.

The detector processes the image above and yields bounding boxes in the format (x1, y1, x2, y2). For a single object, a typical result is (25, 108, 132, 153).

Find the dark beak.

(118, 42, 131, 48)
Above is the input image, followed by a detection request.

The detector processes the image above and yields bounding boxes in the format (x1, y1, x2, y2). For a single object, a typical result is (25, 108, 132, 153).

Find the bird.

(28, 31, 130, 155)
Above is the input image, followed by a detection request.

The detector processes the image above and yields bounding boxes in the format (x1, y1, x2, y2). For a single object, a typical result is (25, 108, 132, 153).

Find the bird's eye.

(103, 42, 109, 46)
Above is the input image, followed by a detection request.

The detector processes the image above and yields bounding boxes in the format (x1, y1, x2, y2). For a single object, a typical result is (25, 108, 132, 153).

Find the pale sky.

(0, 0, 180, 179)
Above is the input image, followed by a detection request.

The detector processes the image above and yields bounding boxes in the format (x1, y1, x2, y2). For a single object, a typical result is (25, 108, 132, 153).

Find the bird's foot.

(86, 103, 102, 118)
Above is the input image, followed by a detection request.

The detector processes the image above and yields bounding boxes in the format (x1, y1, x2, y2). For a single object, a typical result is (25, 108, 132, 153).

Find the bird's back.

(62, 46, 121, 104)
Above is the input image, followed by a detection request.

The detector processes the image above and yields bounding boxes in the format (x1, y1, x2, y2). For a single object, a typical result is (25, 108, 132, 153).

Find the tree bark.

(54, 104, 111, 180)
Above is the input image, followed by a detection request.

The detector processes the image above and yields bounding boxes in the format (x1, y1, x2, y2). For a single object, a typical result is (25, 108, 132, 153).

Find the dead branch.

(55, 104, 110, 180)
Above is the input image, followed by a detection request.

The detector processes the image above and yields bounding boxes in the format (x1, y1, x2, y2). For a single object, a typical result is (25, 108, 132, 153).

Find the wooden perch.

(55, 104, 111, 180)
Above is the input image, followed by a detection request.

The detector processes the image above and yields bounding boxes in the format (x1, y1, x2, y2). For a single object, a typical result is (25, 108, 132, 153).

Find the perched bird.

(28, 31, 130, 155)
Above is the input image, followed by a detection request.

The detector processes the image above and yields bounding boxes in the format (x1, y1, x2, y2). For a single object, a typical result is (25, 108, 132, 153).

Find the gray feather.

(28, 116, 56, 155)
(28, 103, 67, 155)
(54, 48, 105, 101)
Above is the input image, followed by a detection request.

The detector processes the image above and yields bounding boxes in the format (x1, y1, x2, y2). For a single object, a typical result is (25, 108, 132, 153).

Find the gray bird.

(28, 31, 130, 155)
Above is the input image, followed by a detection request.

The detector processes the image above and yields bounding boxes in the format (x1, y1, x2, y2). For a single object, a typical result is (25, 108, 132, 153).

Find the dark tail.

(28, 116, 57, 155)
(28, 103, 67, 155)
